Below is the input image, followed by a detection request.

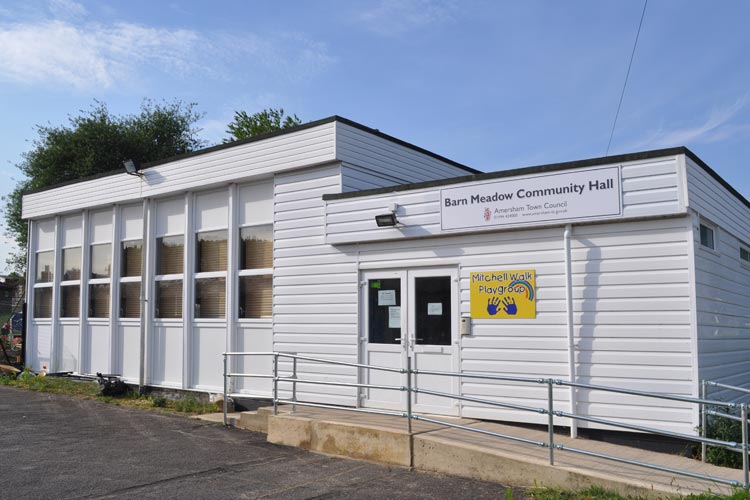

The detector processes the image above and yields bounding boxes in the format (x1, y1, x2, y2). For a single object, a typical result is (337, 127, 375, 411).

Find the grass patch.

(528, 486, 750, 500)
(0, 372, 217, 415)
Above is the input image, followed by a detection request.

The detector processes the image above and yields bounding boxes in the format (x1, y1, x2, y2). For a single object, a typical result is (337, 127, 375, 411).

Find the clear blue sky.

(1, 1, 749, 271)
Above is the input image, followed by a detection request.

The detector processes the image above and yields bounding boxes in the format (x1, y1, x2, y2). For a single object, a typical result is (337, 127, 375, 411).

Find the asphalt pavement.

(0, 386, 520, 499)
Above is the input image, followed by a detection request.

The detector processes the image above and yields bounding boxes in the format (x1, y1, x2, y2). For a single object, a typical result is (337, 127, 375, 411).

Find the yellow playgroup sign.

(470, 269, 536, 319)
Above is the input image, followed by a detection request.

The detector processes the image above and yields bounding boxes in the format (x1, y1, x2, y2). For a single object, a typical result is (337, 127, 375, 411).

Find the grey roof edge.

(323, 146, 750, 212)
(22, 115, 479, 197)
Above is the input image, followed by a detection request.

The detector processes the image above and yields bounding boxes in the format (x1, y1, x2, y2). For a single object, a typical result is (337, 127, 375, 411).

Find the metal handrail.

(706, 381, 750, 396)
(701, 379, 750, 481)
(223, 351, 750, 489)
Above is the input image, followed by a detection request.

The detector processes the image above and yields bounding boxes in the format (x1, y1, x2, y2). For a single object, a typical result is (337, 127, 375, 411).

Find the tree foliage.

(3, 99, 205, 273)
(225, 108, 302, 142)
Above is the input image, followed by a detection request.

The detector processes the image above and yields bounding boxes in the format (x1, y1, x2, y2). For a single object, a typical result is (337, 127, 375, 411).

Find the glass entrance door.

(361, 268, 458, 415)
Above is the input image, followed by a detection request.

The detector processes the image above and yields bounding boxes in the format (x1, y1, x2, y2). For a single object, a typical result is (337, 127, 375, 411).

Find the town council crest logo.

(483, 207, 491, 222)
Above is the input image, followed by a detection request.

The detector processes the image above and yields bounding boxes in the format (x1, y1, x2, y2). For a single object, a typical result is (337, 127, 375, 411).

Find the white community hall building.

(22, 116, 750, 436)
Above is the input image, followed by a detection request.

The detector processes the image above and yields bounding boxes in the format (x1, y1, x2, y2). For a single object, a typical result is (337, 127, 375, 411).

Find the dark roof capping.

(323, 146, 750, 211)
(23, 115, 479, 196)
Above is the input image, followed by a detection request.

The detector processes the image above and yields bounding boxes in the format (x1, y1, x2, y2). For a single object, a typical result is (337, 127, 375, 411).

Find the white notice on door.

(388, 306, 401, 328)
(378, 290, 396, 306)
(427, 302, 443, 315)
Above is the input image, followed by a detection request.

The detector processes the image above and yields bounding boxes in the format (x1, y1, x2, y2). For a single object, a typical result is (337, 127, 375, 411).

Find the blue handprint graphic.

(502, 296, 517, 315)
(486, 296, 501, 315)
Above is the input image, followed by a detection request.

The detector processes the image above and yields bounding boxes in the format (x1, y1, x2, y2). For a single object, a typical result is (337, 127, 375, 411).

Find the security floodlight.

(123, 159, 144, 178)
(375, 203, 400, 227)
(375, 213, 398, 227)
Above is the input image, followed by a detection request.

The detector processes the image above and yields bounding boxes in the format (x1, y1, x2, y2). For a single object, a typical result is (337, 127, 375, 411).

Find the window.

(239, 275, 272, 318)
(240, 225, 272, 269)
(196, 230, 227, 273)
(699, 223, 715, 250)
(121, 240, 142, 277)
(155, 235, 183, 319)
(62, 247, 81, 281)
(237, 224, 272, 319)
(119, 240, 143, 319)
(741, 245, 750, 266)
(156, 280, 182, 319)
(36, 251, 54, 283)
(60, 285, 80, 318)
(195, 277, 226, 319)
(90, 244, 112, 279)
(157, 236, 184, 275)
(120, 282, 141, 318)
(89, 284, 110, 318)
(34, 287, 53, 318)
(193, 230, 227, 319)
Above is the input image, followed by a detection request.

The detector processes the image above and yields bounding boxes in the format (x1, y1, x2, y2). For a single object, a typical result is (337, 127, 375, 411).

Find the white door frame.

(359, 267, 459, 416)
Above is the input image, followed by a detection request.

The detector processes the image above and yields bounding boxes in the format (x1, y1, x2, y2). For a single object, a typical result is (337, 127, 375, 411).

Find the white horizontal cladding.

(685, 156, 750, 241)
(22, 122, 337, 219)
(336, 121, 473, 190)
(693, 212, 750, 397)
(325, 155, 686, 245)
(350, 214, 694, 432)
(273, 163, 359, 406)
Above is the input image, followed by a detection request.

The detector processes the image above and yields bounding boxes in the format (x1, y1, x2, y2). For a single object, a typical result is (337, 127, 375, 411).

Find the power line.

(605, 0, 648, 156)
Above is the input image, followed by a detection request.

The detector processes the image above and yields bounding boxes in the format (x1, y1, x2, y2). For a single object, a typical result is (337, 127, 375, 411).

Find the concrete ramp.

(207, 406, 745, 497)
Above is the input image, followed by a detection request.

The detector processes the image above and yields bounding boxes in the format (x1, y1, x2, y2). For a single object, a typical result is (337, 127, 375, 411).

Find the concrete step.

(201, 406, 744, 497)
(267, 413, 413, 466)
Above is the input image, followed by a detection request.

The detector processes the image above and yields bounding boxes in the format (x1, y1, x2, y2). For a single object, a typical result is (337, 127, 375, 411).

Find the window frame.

(237, 222, 273, 322)
(119, 237, 143, 320)
(154, 231, 184, 321)
(32, 233, 55, 320)
(740, 243, 750, 269)
(194, 227, 228, 321)
(699, 220, 717, 252)
(59, 243, 82, 320)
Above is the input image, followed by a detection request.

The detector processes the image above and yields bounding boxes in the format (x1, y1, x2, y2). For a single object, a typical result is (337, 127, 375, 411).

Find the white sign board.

(441, 166, 622, 231)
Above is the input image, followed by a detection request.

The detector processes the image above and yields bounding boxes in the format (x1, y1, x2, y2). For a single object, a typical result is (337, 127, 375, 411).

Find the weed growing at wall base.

(529, 486, 750, 500)
(0, 374, 216, 414)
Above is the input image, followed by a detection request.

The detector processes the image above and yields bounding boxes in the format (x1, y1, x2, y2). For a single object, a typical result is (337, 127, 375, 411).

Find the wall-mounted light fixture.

(375, 203, 399, 227)
(123, 159, 144, 178)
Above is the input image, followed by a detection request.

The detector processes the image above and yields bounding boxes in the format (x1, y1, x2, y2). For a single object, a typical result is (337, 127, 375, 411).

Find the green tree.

(3, 99, 205, 273)
(225, 108, 302, 142)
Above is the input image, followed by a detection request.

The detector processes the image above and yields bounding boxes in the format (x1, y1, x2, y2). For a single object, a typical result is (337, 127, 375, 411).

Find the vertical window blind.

(239, 275, 272, 318)
(120, 282, 141, 318)
(156, 281, 182, 318)
(60, 285, 80, 318)
(196, 231, 227, 273)
(88, 284, 110, 318)
(34, 288, 53, 318)
(240, 225, 273, 269)
(195, 278, 226, 319)
(121, 241, 142, 277)
(157, 236, 184, 275)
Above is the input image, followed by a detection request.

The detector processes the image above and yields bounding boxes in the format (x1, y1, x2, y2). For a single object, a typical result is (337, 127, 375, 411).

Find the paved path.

(0, 386, 518, 499)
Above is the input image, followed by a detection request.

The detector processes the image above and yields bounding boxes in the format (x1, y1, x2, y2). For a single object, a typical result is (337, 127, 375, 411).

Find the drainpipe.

(564, 224, 578, 438)
(138, 198, 149, 393)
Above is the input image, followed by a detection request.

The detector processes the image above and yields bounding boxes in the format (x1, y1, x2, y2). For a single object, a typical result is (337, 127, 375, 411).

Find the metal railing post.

(273, 353, 279, 416)
(222, 353, 228, 426)
(548, 379, 555, 465)
(742, 403, 748, 489)
(291, 355, 297, 414)
(406, 356, 413, 436)
(701, 380, 707, 463)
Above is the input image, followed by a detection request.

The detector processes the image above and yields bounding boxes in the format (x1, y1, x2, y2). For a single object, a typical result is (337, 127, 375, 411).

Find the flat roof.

(323, 146, 750, 212)
(24, 115, 480, 196)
